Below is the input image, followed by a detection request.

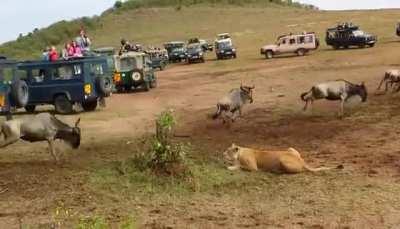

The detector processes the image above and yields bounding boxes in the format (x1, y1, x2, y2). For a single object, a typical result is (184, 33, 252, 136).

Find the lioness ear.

(75, 118, 81, 128)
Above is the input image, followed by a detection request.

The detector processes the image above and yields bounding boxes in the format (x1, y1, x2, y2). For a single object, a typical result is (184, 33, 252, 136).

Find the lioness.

(223, 144, 335, 174)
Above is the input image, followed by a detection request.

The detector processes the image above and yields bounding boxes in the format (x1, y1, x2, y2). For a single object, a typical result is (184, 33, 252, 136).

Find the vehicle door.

(276, 38, 288, 54)
(26, 67, 49, 103)
(49, 63, 84, 102)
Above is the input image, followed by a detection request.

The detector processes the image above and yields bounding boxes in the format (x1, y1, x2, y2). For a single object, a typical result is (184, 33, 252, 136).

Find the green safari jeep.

(113, 52, 157, 93)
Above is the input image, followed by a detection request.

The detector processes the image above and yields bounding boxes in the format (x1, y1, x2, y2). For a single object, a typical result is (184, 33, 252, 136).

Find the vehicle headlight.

(84, 84, 92, 94)
(188, 54, 192, 57)
(220, 50, 225, 53)
(232, 49, 236, 52)
(113, 73, 121, 82)
(199, 52, 203, 56)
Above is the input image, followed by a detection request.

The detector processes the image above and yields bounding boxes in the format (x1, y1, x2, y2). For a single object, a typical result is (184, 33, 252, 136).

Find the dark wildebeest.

(0, 113, 81, 162)
(376, 69, 400, 93)
(301, 80, 367, 116)
(212, 85, 254, 123)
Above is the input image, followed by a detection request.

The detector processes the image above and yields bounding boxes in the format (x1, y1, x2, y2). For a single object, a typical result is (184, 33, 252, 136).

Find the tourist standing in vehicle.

(76, 29, 91, 52)
(49, 46, 59, 62)
(62, 43, 74, 60)
(42, 47, 50, 61)
(72, 41, 83, 57)
(119, 39, 132, 55)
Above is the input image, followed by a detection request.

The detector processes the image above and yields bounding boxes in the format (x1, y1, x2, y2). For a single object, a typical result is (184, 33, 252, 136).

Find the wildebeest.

(376, 69, 400, 93)
(212, 84, 255, 123)
(0, 113, 81, 162)
(301, 80, 367, 116)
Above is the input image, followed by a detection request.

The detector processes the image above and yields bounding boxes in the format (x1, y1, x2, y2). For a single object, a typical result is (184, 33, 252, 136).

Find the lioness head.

(223, 143, 240, 163)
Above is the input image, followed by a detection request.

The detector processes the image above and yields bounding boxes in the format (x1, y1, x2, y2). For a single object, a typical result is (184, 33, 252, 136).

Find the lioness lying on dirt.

(223, 144, 337, 174)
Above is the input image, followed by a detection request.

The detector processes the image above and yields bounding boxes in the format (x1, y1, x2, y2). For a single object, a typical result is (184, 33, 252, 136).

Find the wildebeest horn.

(75, 118, 81, 128)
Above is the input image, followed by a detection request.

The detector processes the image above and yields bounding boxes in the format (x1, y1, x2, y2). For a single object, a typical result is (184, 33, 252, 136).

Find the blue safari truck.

(16, 57, 113, 114)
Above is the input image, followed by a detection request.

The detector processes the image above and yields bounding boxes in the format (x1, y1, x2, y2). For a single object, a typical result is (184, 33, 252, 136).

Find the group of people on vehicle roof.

(42, 29, 92, 62)
(119, 39, 142, 55)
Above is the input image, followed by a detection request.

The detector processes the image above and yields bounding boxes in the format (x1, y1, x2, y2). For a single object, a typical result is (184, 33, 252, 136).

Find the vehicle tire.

(82, 100, 98, 111)
(144, 81, 150, 91)
(201, 58, 205, 63)
(95, 77, 112, 97)
(344, 45, 349, 49)
(24, 105, 36, 113)
(333, 45, 340, 50)
(233, 54, 237, 59)
(150, 80, 157, 88)
(54, 95, 73, 114)
(369, 43, 375, 48)
(296, 49, 306, 56)
(124, 85, 132, 92)
(10, 80, 29, 107)
(265, 50, 273, 59)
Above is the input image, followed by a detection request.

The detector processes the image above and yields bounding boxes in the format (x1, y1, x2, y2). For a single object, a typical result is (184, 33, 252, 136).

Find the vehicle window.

(281, 39, 287, 45)
(298, 36, 305, 44)
(353, 30, 365, 37)
(31, 69, 45, 83)
(53, 65, 81, 80)
(120, 58, 137, 71)
(90, 63, 104, 75)
(289, 38, 296, 45)
(305, 35, 314, 43)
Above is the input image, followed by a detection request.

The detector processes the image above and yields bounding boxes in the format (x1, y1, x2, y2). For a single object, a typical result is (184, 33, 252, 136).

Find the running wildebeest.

(301, 80, 367, 117)
(376, 69, 400, 93)
(212, 84, 254, 123)
(0, 113, 81, 162)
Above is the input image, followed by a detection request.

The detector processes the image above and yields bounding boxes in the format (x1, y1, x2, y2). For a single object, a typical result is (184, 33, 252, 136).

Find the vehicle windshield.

(120, 58, 137, 72)
(187, 45, 202, 53)
(217, 41, 231, 49)
(353, 30, 366, 37)
(171, 47, 185, 52)
(89, 63, 105, 77)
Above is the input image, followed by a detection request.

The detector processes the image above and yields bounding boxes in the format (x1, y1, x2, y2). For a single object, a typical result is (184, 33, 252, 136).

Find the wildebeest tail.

(300, 89, 312, 101)
(212, 104, 222, 119)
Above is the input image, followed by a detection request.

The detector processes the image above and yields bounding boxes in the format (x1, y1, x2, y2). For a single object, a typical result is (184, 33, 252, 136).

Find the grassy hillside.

(0, 0, 316, 59)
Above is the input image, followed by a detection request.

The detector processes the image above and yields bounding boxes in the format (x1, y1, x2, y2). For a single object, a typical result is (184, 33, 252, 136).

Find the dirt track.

(2, 37, 400, 227)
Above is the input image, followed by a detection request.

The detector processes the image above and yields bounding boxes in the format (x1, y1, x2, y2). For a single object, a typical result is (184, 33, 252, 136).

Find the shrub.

(132, 110, 191, 177)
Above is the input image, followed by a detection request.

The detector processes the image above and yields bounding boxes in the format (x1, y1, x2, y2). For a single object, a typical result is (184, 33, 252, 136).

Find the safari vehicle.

(326, 23, 377, 49)
(146, 49, 168, 71)
(186, 43, 205, 64)
(0, 59, 29, 118)
(113, 52, 157, 93)
(188, 38, 213, 52)
(260, 32, 319, 59)
(215, 40, 237, 60)
(17, 57, 112, 114)
(396, 22, 400, 36)
(164, 41, 186, 62)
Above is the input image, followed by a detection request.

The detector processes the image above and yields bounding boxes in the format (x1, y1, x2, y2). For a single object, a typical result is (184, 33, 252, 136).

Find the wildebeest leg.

(47, 139, 58, 162)
(231, 110, 240, 122)
(339, 97, 345, 117)
(0, 126, 20, 148)
(377, 76, 386, 91)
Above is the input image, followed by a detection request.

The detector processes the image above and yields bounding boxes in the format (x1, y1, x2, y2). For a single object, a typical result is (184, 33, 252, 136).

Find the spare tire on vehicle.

(10, 80, 29, 107)
(95, 77, 112, 97)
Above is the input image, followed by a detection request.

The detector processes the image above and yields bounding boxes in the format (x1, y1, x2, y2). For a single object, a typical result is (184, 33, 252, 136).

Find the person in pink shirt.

(62, 43, 74, 59)
(49, 46, 59, 62)
(71, 41, 83, 57)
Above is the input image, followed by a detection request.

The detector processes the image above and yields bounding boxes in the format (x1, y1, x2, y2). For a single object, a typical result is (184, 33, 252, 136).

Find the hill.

(0, 0, 316, 59)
